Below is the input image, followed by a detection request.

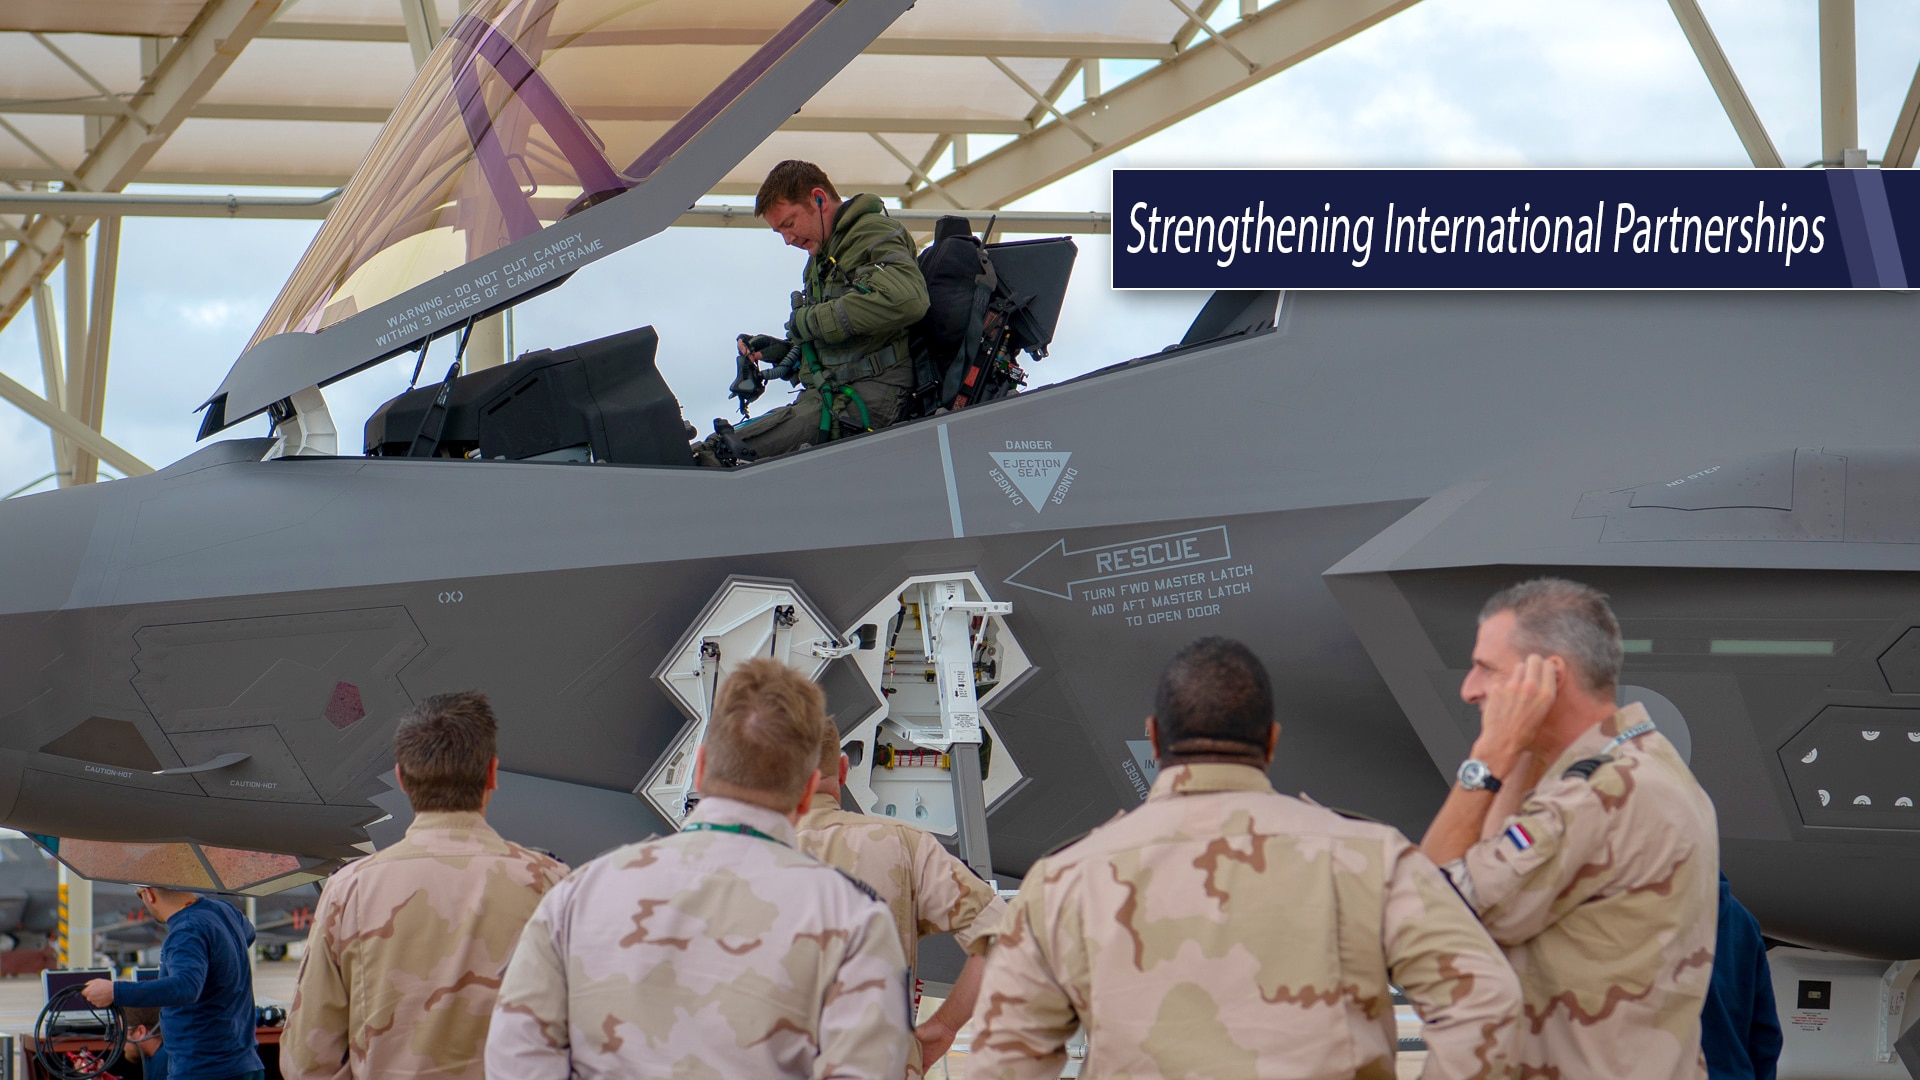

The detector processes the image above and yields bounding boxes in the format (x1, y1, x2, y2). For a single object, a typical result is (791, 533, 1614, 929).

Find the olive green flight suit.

(699, 193, 929, 465)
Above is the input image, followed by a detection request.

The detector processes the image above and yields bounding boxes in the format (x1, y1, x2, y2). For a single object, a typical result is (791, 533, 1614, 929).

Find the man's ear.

(1265, 721, 1280, 764)
(1145, 716, 1161, 761)
(692, 744, 707, 794)
(838, 752, 850, 787)
(485, 757, 500, 793)
(792, 768, 822, 820)
(392, 765, 406, 796)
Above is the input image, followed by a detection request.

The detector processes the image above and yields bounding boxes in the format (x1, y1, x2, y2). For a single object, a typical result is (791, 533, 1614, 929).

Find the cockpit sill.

(201, 0, 913, 437)
(225, 290, 1285, 476)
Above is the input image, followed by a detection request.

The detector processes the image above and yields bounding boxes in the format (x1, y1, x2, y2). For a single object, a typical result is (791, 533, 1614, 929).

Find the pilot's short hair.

(705, 658, 825, 804)
(756, 159, 839, 217)
(1154, 636, 1274, 755)
(393, 691, 497, 813)
(1480, 577, 1623, 695)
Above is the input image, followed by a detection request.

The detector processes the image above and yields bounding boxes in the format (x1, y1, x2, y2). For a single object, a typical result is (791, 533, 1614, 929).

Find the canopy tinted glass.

(250, 0, 822, 350)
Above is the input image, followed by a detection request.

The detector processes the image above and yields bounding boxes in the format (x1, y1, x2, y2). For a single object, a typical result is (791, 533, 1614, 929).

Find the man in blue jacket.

(1701, 873, 1784, 1080)
(83, 885, 262, 1080)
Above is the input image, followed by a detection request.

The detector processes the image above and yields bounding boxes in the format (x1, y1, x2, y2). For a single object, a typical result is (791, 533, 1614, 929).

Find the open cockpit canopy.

(203, 0, 911, 435)
(253, 0, 824, 347)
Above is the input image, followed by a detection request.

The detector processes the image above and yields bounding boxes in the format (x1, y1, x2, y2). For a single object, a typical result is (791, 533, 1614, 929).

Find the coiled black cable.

(33, 984, 125, 1080)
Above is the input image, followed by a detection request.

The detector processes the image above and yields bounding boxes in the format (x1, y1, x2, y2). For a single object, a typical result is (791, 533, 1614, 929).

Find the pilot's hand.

(741, 333, 790, 365)
(82, 979, 114, 1007)
(1475, 654, 1558, 767)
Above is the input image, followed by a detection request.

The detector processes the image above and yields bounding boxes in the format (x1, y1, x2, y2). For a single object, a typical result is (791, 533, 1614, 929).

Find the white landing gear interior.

(1770, 948, 1920, 1079)
(642, 577, 844, 826)
(640, 573, 1026, 883)
(836, 574, 1027, 879)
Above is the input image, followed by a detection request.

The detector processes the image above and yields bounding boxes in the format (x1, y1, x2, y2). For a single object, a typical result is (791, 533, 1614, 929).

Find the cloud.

(178, 300, 240, 330)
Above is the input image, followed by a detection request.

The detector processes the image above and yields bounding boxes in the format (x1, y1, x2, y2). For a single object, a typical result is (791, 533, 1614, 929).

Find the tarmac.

(0, 945, 1428, 1078)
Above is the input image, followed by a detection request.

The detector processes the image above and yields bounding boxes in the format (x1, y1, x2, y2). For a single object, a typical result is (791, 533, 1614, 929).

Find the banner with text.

(1112, 168, 1918, 289)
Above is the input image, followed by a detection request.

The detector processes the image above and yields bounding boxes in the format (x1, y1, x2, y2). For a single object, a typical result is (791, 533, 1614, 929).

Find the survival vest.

(792, 194, 922, 388)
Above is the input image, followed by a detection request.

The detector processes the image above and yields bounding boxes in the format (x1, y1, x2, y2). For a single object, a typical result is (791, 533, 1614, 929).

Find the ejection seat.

(899, 217, 1077, 422)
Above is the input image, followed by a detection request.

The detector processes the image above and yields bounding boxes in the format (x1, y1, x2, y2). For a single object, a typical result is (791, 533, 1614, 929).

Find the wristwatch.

(1457, 759, 1502, 793)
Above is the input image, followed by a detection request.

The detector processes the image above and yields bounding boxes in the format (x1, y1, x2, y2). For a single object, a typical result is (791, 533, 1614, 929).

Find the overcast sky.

(1, 0, 1916, 496)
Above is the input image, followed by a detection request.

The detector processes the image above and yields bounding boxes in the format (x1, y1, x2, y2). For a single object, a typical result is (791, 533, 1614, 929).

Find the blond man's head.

(699, 657, 827, 809)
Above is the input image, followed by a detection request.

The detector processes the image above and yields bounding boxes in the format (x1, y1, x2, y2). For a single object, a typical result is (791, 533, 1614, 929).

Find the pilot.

(795, 720, 1010, 1077)
(694, 159, 929, 466)
(1420, 578, 1719, 1079)
(967, 636, 1523, 1079)
(486, 657, 910, 1078)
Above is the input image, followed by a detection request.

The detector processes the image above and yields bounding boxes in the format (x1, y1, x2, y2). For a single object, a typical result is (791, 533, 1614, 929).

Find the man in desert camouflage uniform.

(969, 636, 1522, 1079)
(1423, 578, 1719, 1078)
(796, 720, 1010, 1075)
(487, 657, 910, 1078)
(283, 691, 567, 1080)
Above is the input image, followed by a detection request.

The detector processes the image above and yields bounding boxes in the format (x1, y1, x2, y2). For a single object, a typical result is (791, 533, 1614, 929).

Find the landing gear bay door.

(642, 577, 843, 827)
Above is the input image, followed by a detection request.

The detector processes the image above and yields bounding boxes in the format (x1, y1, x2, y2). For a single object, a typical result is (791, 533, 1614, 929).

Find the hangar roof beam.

(0, 0, 288, 335)
(1889, 61, 1920, 169)
(256, 22, 1181, 60)
(904, 0, 1424, 212)
(0, 369, 150, 478)
(1819, 0, 1858, 166)
(1664, 0, 1784, 168)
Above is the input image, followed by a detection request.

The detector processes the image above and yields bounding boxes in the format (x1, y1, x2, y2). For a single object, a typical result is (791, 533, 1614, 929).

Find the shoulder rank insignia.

(1563, 755, 1613, 781)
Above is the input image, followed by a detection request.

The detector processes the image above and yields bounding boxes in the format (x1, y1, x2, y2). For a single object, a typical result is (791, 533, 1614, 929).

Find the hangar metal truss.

(0, 0, 1913, 487)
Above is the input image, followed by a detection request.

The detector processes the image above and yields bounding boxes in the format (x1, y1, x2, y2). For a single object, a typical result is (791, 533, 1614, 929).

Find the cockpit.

(359, 219, 1079, 468)
(195, 0, 1272, 466)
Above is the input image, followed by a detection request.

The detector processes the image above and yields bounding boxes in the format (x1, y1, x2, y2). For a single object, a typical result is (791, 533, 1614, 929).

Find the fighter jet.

(1, 0, 1918, 992)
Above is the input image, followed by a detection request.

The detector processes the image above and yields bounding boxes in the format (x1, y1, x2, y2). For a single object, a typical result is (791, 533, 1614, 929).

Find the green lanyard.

(683, 821, 786, 846)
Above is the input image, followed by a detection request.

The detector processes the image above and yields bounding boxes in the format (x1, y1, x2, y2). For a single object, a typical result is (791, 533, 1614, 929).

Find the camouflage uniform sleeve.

(1380, 839, 1521, 1079)
(789, 219, 929, 346)
(967, 869, 1081, 1080)
(281, 872, 352, 1080)
(817, 894, 913, 1080)
(484, 883, 574, 1080)
(908, 830, 1008, 952)
(1454, 773, 1612, 945)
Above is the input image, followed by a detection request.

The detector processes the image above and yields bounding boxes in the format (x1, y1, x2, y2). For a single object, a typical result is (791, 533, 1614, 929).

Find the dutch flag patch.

(1505, 823, 1535, 851)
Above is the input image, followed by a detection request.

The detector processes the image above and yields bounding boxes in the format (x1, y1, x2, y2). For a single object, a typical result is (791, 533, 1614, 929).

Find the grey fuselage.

(3, 289, 1918, 959)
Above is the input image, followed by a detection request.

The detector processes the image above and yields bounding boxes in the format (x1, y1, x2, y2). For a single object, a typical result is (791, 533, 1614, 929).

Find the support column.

(398, 0, 440, 70)
(70, 216, 120, 487)
(245, 897, 259, 976)
(57, 865, 94, 970)
(1819, 0, 1858, 165)
(466, 312, 508, 371)
(30, 282, 68, 477)
(59, 231, 85, 488)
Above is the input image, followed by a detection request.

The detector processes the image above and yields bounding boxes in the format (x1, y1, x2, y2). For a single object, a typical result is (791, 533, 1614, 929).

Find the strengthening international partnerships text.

(1110, 168, 1917, 290)
(1129, 199, 1828, 269)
